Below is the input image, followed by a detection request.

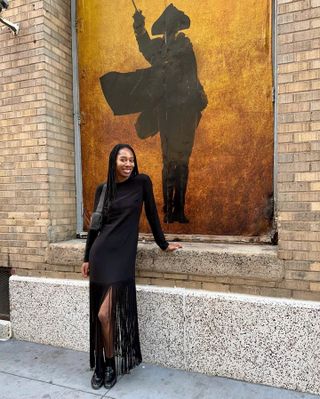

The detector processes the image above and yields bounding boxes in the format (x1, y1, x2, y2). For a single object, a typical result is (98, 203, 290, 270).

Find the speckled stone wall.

(0, 320, 11, 340)
(9, 276, 320, 395)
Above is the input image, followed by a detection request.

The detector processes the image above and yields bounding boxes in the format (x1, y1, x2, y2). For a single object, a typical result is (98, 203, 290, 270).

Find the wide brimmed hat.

(151, 3, 190, 35)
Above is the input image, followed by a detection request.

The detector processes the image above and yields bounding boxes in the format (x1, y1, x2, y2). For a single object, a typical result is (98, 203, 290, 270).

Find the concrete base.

(47, 240, 283, 281)
(0, 320, 11, 341)
(9, 276, 320, 395)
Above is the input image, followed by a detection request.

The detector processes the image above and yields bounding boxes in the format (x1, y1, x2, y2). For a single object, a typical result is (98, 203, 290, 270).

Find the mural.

(78, 0, 274, 236)
(100, 4, 207, 224)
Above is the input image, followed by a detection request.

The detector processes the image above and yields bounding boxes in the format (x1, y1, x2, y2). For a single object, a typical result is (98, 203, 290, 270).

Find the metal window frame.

(71, 0, 278, 239)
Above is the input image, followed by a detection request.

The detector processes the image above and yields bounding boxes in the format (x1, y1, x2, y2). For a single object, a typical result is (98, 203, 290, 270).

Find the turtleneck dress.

(83, 173, 169, 376)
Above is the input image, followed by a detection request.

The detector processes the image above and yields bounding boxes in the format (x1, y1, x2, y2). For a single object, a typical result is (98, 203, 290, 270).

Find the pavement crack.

(0, 370, 102, 397)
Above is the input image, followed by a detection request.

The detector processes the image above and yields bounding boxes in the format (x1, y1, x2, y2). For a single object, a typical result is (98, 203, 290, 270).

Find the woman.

(81, 143, 181, 390)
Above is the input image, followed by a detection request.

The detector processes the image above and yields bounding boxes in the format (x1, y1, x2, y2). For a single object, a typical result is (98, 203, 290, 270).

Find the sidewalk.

(0, 340, 319, 399)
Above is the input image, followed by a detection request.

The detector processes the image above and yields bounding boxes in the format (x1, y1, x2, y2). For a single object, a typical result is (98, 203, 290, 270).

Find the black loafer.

(104, 366, 117, 389)
(91, 370, 104, 390)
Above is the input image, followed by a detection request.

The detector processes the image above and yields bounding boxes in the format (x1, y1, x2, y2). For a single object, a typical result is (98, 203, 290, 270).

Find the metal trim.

(71, 0, 84, 235)
(272, 0, 278, 215)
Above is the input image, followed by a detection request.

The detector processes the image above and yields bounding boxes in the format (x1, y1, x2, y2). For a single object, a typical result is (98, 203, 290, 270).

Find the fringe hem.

(89, 278, 142, 376)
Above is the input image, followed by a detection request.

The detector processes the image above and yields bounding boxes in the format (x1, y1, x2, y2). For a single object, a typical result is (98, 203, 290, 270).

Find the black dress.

(83, 173, 169, 375)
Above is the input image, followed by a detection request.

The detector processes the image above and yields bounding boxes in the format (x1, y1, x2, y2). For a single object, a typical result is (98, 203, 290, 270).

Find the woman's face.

(115, 148, 135, 182)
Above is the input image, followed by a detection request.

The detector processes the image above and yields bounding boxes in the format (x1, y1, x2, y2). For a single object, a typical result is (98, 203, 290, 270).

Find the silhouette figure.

(100, 3, 207, 223)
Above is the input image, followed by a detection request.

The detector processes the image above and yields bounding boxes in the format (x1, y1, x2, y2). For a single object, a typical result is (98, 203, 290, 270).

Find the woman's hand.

(81, 262, 90, 278)
(165, 243, 182, 252)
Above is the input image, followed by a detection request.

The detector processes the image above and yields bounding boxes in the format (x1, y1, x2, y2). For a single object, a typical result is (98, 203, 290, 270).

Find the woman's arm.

(143, 175, 182, 252)
(83, 184, 103, 262)
(143, 175, 169, 250)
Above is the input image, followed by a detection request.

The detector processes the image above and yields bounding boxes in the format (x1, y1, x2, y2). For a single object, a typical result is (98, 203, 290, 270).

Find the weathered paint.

(78, 0, 273, 235)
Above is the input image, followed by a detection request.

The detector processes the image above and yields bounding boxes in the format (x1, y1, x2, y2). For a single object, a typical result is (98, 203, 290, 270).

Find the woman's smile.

(116, 148, 135, 182)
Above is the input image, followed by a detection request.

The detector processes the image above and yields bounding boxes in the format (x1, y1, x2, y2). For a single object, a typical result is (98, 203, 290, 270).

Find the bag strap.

(96, 183, 107, 213)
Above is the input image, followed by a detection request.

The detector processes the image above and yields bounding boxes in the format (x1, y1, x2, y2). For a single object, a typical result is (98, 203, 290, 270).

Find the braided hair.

(103, 144, 139, 218)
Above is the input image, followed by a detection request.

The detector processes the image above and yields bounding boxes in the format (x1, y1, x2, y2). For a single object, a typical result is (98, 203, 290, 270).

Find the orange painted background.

(78, 0, 273, 235)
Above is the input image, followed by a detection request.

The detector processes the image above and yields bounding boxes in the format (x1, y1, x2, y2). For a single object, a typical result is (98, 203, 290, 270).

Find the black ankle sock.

(95, 354, 105, 378)
(106, 356, 115, 369)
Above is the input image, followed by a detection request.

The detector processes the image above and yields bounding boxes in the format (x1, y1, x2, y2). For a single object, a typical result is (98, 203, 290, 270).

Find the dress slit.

(89, 278, 142, 376)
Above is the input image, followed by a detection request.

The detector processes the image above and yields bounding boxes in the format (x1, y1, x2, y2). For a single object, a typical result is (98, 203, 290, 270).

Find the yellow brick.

(259, 287, 292, 299)
(278, 61, 309, 73)
(191, 275, 219, 283)
(150, 279, 176, 288)
(65, 272, 82, 280)
(202, 282, 230, 292)
(281, 81, 311, 94)
(136, 277, 152, 285)
(310, 263, 320, 271)
(228, 278, 276, 287)
(292, 290, 320, 301)
(278, 133, 294, 143)
(311, 121, 320, 131)
(294, 132, 320, 142)
(310, 242, 320, 251)
(292, 251, 320, 262)
(175, 281, 202, 290)
(278, 279, 310, 291)
(285, 270, 320, 281)
(42, 271, 66, 279)
(278, 212, 295, 221)
(163, 273, 188, 280)
(44, 264, 75, 272)
(278, 122, 310, 134)
(278, 250, 294, 260)
(295, 172, 320, 181)
(229, 285, 260, 295)
(311, 202, 320, 211)
(296, 69, 320, 81)
(278, 142, 311, 153)
(310, 282, 320, 291)
(281, 231, 320, 241)
(296, 49, 320, 61)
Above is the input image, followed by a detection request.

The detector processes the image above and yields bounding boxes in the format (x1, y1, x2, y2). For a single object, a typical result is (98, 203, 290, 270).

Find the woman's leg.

(98, 287, 117, 388)
(98, 287, 114, 358)
(90, 283, 105, 389)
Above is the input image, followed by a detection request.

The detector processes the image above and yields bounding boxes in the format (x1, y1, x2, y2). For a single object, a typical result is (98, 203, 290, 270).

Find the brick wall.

(0, 0, 75, 273)
(1, 0, 320, 301)
(277, 0, 320, 300)
(42, 0, 75, 242)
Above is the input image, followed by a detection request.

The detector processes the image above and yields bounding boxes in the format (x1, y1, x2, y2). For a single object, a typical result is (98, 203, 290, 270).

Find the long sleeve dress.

(83, 173, 169, 375)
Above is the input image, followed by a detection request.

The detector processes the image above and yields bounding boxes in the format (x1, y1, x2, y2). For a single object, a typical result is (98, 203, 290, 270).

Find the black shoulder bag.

(90, 183, 107, 231)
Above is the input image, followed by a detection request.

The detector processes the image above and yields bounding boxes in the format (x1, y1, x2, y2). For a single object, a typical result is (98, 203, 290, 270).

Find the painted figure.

(100, 3, 207, 223)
